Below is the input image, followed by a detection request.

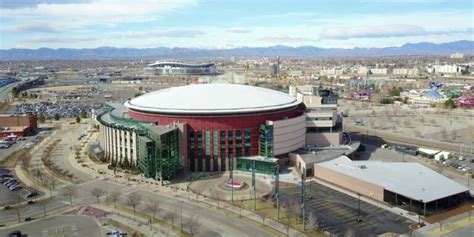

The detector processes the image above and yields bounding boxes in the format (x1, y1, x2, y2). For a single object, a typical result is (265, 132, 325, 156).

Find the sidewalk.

(415, 212, 474, 237)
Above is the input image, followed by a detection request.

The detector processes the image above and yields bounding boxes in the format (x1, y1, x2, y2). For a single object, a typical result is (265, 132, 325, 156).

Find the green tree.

(54, 113, 60, 121)
(39, 115, 46, 123)
(444, 98, 456, 109)
(80, 110, 87, 118)
(76, 116, 81, 123)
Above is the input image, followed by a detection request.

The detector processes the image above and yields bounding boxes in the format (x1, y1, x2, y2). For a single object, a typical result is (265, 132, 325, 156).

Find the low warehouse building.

(0, 114, 37, 137)
(314, 156, 470, 214)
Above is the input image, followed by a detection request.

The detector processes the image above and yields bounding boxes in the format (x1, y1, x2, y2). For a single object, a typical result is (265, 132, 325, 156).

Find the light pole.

(301, 170, 306, 231)
(275, 166, 280, 221)
(105, 178, 109, 206)
(356, 193, 361, 222)
(230, 154, 234, 204)
(180, 200, 183, 233)
(252, 160, 256, 211)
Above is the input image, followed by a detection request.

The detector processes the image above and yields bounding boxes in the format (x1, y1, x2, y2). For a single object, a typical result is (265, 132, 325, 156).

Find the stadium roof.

(317, 156, 469, 203)
(125, 83, 302, 114)
(148, 61, 215, 67)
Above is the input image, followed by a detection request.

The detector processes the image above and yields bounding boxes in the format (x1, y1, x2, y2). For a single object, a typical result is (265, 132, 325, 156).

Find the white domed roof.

(124, 83, 301, 114)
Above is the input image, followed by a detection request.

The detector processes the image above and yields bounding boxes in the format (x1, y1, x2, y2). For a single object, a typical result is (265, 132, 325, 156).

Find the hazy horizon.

(1, 0, 473, 50)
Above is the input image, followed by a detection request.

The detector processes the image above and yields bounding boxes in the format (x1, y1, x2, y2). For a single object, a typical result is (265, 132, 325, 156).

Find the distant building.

(370, 68, 388, 75)
(428, 64, 461, 74)
(457, 97, 474, 107)
(392, 68, 419, 76)
(0, 114, 37, 138)
(147, 61, 217, 75)
(0, 77, 17, 87)
(450, 52, 464, 59)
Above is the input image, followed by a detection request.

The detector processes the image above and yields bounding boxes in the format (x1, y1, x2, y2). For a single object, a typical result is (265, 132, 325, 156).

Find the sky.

(0, 0, 473, 49)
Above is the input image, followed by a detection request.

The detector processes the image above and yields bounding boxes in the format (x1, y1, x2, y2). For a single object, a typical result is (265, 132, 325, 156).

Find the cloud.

(227, 27, 252, 34)
(1, 0, 197, 29)
(24, 36, 98, 44)
(6, 24, 59, 33)
(0, 0, 93, 9)
(320, 24, 472, 39)
(119, 29, 206, 39)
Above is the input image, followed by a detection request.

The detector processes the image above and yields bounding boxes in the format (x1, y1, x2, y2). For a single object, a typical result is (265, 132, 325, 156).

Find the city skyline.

(1, 0, 473, 49)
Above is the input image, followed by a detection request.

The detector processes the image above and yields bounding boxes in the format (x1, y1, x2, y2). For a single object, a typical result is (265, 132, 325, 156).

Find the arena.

(147, 61, 217, 75)
(97, 83, 342, 180)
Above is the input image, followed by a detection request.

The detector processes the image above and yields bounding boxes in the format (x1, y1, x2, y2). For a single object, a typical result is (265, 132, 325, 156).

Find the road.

(0, 177, 276, 237)
(0, 82, 18, 103)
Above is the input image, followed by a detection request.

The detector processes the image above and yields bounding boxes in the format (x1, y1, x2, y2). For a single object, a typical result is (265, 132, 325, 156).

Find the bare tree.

(414, 130, 422, 138)
(257, 211, 266, 226)
(344, 228, 357, 237)
(307, 212, 319, 231)
(403, 120, 411, 128)
(193, 186, 203, 201)
(440, 128, 448, 139)
(62, 185, 77, 206)
(146, 199, 160, 220)
(288, 200, 301, 223)
(210, 189, 222, 209)
(90, 188, 105, 203)
(41, 198, 52, 218)
(164, 209, 178, 226)
(450, 130, 457, 141)
(14, 192, 22, 223)
(126, 192, 142, 213)
(419, 116, 426, 124)
(183, 214, 200, 237)
(109, 191, 121, 208)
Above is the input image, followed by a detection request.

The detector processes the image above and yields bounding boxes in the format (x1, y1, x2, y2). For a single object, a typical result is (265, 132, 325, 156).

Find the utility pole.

(252, 160, 256, 211)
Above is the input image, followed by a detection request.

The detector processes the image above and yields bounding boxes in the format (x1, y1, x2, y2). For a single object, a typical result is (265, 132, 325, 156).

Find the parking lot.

(281, 181, 412, 236)
(0, 215, 107, 237)
(1, 170, 40, 207)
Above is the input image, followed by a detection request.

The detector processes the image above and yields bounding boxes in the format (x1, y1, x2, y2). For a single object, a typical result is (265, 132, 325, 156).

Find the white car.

(458, 156, 465, 161)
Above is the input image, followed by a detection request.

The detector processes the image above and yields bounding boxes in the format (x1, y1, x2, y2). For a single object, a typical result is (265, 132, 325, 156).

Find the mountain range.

(0, 40, 472, 60)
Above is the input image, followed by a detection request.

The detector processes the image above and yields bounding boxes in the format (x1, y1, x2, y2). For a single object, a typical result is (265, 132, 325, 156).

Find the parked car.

(24, 217, 33, 222)
(5, 180, 16, 186)
(10, 185, 21, 191)
(6, 182, 18, 188)
(458, 156, 465, 161)
(0, 168, 10, 173)
(25, 191, 38, 199)
(6, 230, 22, 237)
